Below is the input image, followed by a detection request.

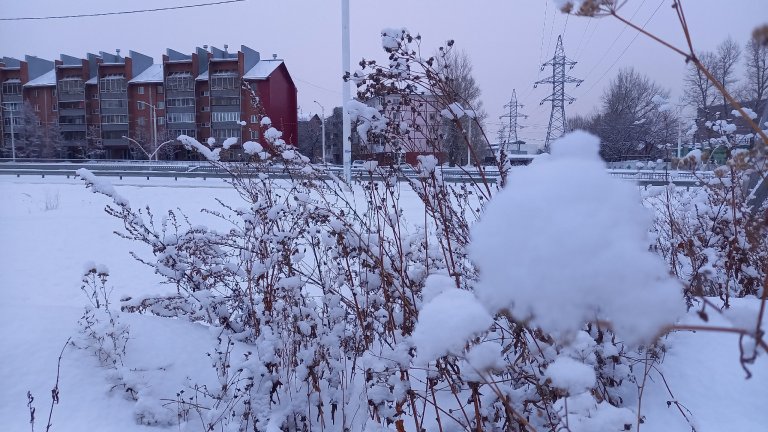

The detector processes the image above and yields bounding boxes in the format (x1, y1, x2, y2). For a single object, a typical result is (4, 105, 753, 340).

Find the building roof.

(85, 77, 98, 85)
(129, 64, 163, 84)
(196, 71, 208, 81)
(23, 69, 56, 87)
(243, 60, 282, 80)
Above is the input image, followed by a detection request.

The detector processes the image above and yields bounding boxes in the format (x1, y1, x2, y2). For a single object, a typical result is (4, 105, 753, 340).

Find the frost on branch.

(77, 168, 129, 207)
(470, 131, 684, 346)
(177, 134, 221, 161)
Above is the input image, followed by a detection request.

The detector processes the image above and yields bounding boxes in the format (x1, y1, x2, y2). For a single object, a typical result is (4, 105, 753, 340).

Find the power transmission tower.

(535, 35, 583, 152)
(499, 89, 527, 154)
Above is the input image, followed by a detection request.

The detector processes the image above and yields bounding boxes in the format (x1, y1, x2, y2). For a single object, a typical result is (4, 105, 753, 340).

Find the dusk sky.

(1, 0, 765, 147)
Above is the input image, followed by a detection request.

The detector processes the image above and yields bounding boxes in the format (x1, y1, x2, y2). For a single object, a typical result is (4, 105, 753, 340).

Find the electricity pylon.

(535, 35, 583, 152)
(499, 89, 527, 154)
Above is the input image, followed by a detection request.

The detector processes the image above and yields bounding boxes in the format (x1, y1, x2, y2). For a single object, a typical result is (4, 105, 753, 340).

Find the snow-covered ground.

(1, 175, 766, 431)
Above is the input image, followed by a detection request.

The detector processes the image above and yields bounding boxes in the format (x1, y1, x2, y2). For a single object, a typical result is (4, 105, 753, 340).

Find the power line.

(0, 0, 246, 21)
(576, 0, 647, 84)
(577, 0, 664, 97)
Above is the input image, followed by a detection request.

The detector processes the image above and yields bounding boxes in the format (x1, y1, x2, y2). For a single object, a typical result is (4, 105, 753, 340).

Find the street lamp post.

(313, 100, 326, 164)
(1, 105, 16, 161)
(138, 101, 159, 160)
(122, 135, 174, 160)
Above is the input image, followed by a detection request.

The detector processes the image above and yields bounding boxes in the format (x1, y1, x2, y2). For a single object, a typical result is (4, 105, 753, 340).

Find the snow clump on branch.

(469, 131, 683, 346)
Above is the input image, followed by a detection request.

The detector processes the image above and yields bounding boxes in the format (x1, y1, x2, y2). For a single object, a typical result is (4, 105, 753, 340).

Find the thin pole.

(152, 105, 158, 160)
(467, 116, 472, 166)
(9, 107, 16, 161)
(341, 0, 351, 181)
(314, 100, 326, 164)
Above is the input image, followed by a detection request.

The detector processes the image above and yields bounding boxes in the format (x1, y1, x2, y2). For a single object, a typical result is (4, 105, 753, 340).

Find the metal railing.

(0, 159, 712, 186)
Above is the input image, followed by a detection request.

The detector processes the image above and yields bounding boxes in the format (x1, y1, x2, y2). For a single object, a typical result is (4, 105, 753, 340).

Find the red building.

(0, 45, 297, 160)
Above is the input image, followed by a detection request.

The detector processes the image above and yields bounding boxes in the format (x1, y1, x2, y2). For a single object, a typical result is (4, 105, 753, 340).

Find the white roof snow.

(129, 64, 164, 84)
(196, 71, 209, 81)
(23, 69, 56, 88)
(243, 60, 282, 80)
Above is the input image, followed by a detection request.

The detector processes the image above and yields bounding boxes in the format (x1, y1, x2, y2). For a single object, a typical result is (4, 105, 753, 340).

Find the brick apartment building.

(0, 45, 297, 160)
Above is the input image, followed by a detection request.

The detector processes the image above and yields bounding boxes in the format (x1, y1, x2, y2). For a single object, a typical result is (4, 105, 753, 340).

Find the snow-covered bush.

(73, 26, 767, 432)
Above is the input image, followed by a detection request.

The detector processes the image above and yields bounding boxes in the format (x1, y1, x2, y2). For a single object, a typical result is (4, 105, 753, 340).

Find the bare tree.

(742, 36, 768, 114)
(13, 102, 44, 158)
(437, 49, 488, 165)
(594, 67, 676, 161)
(684, 51, 718, 114)
(712, 37, 742, 117)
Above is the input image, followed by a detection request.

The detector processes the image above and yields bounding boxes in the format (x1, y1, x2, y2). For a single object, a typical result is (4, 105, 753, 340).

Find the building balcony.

(101, 123, 129, 132)
(210, 88, 240, 98)
(59, 123, 87, 132)
(165, 105, 195, 113)
(100, 107, 129, 115)
(58, 108, 85, 116)
(102, 138, 128, 147)
(1, 94, 22, 103)
(58, 92, 85, 102)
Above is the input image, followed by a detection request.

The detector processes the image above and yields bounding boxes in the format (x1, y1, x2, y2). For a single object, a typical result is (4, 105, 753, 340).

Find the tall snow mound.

(470, 131, 682, 346)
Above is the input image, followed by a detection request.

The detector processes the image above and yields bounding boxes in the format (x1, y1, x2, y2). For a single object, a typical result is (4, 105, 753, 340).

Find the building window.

(166, 72, 194, 91)
(138, 86, 145, 95)
(211, 96, 240, 106)
(101, 114, 128, 124)
(166, 112, 195, 123)
(138, 117, 146, 126)
(212, 111, 239, 123)
(58, 77, 84, 95)
(213, 128, 240, 140)
(170, 129, 195, 138)
(92, 109, 100, 115)
(250, 130, 258, 139)
(199, 90, 209, 97)
(101, 99, 127, 109)
(210, 71, 238, 90)
(99, 74, 127, 93)
(92, 94, 98, 99)
(166, 97, 194, 107)
(157, 101, 165, 109)
(34, 104, 40, 112)
(2, 80, 22, 95)
(138, 101, 145, 110)
(157, 116, 165, 125)
(157, 85, 164, 94)
(52, 104, 57, 112)
(201, 106, 210, 112)
(250, 115, 257, 123)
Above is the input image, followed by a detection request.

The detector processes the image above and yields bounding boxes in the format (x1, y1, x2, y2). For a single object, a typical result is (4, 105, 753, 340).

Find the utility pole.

(138, 101, 159, 160)
(536, 35, 582, 152)
(499, 89, 527, 154)
(314, 100, 326, 164)
(341, 0, 351, 181)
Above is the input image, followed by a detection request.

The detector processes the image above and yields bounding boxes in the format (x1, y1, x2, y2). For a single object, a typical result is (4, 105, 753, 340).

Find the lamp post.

(313, 100, 326, 164)
(137, 101, 159, 160)
(1, 104, 16, 161)
(122, 135, 174, 160)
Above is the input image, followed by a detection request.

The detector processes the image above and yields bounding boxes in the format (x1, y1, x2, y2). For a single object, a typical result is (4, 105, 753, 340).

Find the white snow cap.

(545, 356, 595, 394)
(243, 141, 263, 155)
(731, 108, 757, 120)
(412, 279, 492, 363)
(222, 137, 238, 149)
(470, 131, 683, 346)
(260, 116, 272, 126)
(381, 27, 405, 51)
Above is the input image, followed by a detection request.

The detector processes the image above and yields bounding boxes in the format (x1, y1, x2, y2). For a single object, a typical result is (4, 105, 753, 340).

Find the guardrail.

(0, 161, 711, 186)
